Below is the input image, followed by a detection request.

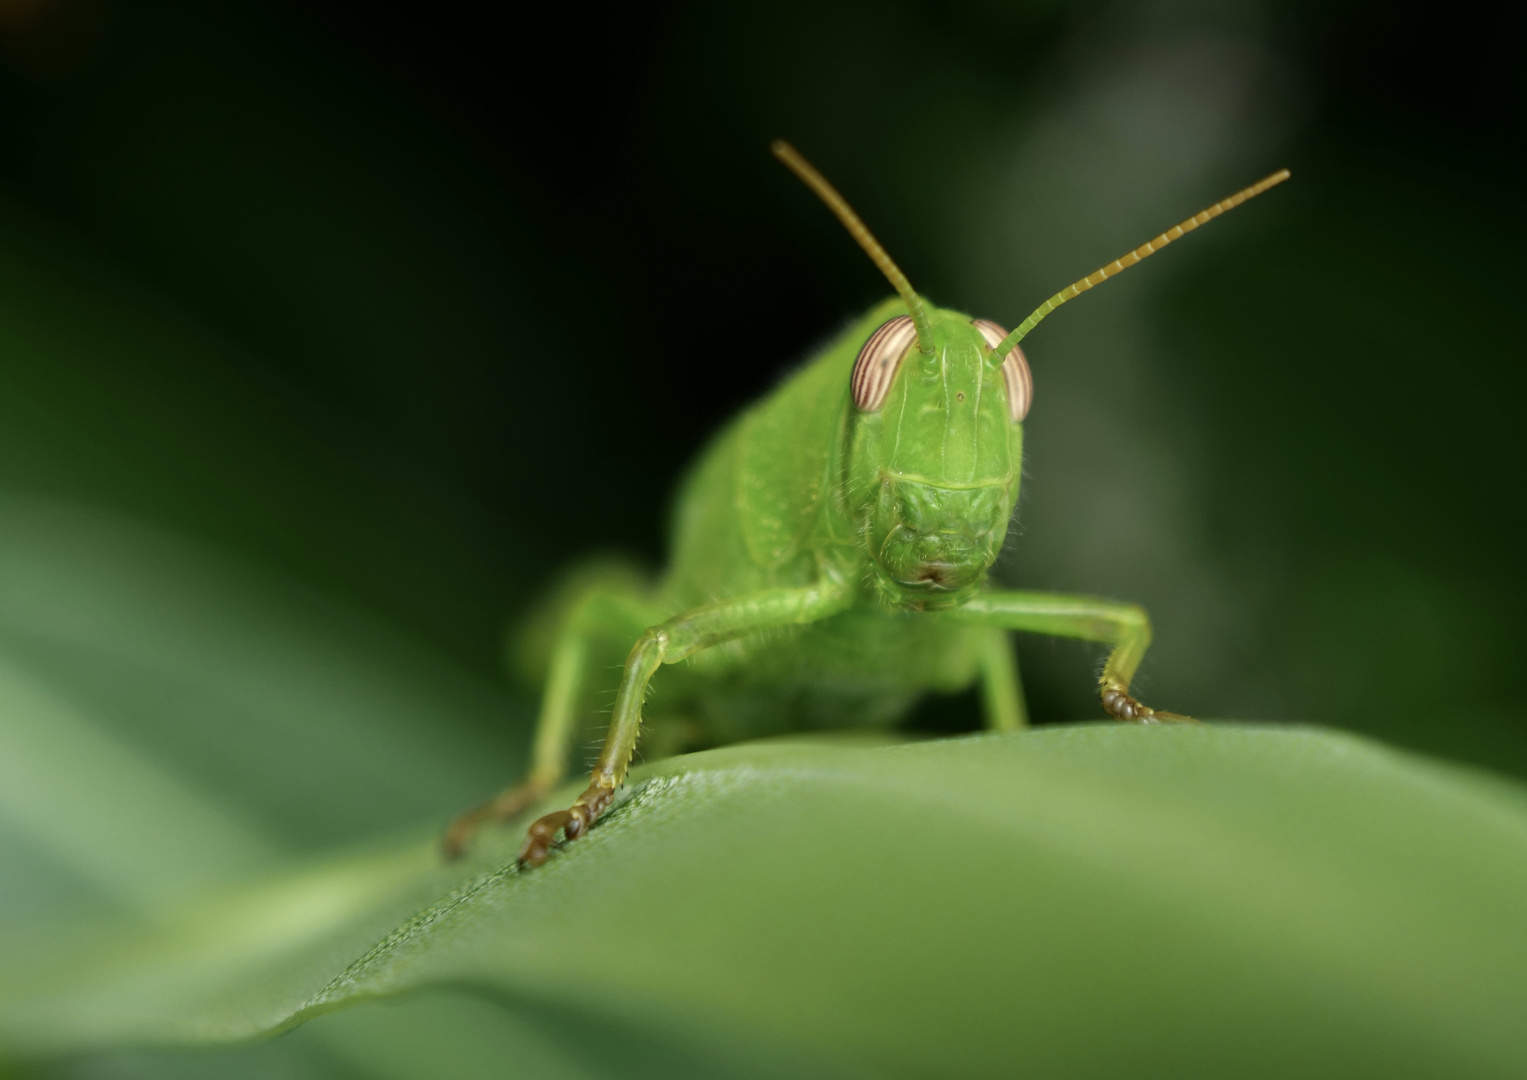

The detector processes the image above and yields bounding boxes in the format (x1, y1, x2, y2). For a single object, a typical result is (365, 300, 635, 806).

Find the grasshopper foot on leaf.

(518, 781, 617, 867)
(1101, 681, 1195, 724)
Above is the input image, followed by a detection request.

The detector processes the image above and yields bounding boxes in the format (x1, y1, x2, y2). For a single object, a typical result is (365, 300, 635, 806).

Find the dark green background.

(7, 0, 1521, 767)
(0, 0, 1523, 798)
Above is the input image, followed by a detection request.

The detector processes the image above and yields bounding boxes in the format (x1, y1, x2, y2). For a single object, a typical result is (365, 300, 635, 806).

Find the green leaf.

(4, 725, 1527, 1078)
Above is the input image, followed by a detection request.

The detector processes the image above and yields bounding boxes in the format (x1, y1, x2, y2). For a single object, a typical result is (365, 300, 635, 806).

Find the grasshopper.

(446, 142, 1288, 866)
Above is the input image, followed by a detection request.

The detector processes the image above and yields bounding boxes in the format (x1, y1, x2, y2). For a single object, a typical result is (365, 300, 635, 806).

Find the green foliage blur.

(0, 0, 1524, 1076)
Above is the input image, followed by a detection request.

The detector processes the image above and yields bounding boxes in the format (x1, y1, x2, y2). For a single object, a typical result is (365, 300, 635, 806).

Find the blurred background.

(0, 0, 1523, 1075)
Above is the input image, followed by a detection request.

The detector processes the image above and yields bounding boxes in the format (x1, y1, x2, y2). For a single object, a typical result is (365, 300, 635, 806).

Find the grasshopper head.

(848, 308, 1028, 610)
(772, 137, 1288, 610)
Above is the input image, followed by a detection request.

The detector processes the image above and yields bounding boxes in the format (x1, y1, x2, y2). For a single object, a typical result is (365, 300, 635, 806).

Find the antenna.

(771, 140, 935, 353)
(988, 169, 1292, 361)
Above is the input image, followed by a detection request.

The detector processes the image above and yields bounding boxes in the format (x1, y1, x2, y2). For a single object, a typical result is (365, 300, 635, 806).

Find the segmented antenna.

(771, 140, 935, 353)
(988, 169, 1292, 361)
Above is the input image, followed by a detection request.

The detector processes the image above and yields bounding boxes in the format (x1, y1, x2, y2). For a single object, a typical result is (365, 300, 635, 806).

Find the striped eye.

(972, 319, 1033, 423)
(851, 315, 919, 412)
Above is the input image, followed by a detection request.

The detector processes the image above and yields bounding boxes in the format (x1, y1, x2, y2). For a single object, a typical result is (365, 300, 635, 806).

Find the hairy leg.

(442, 571, 660, 859)
(518, 580, 852, 866)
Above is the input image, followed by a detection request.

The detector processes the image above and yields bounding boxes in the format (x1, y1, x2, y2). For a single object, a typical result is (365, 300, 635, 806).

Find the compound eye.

(851, 316, 919, 412)
(972, 318, 1033, 423)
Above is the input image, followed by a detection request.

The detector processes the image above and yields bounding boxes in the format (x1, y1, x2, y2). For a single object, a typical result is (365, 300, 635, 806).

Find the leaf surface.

(4, 725, 1527, 1079)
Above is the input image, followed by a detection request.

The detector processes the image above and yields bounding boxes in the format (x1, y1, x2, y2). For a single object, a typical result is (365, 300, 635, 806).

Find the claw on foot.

(442, 780, 551, 861)
(517, 781, 617, 868)
(1101, 681, 1195, 724)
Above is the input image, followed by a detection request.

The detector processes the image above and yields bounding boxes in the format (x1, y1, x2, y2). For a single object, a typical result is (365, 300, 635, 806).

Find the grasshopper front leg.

(440, 620, 586, 858)
(951, 591, 1192, 723)
(444, 573, 664, 859)
(518, 580, 853, 866)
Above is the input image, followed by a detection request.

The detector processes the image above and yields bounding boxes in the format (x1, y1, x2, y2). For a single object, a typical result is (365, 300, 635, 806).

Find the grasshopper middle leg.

(979, 628, 1027, 731)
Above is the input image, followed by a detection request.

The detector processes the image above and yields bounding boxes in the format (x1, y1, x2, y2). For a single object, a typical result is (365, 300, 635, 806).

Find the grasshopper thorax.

(847, 308, 1026, 610)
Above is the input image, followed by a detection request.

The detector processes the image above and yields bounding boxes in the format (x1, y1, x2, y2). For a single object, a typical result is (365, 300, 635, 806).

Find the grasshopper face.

(850, 310, 1026, 610)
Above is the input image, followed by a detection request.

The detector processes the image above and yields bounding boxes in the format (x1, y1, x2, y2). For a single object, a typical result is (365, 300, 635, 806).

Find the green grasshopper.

(445, 142, 1288, 866)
